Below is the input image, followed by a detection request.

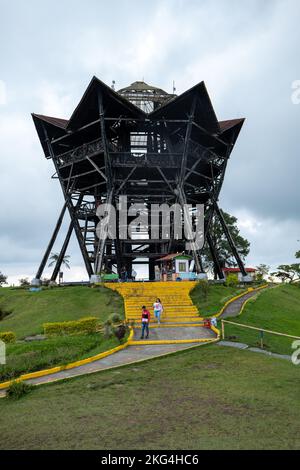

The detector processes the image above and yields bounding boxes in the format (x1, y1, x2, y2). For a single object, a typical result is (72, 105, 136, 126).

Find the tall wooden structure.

(32, 77, 247, 281)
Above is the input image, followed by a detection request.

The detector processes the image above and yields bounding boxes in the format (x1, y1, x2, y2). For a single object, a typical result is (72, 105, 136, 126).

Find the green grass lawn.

(0, 285, 124, 339)
(0, 344, 299, 450)
(0, 285, 125, 381)
(0, 334, 121, 382)
(224, 284, 300, 355)
(191, 283, 247, 316)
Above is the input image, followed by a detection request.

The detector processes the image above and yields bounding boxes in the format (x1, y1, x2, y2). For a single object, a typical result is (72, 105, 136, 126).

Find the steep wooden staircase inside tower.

(106, 281, 202, 326)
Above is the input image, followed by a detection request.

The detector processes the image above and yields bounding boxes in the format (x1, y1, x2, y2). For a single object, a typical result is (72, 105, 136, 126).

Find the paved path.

(219, 290, 260, 319)
(133, 326, 215, 341)
(217, 341, 291, 361)
(22, 343, 202, 386)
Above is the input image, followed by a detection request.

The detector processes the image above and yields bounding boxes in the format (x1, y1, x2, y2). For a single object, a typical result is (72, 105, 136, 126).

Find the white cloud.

(35, 81, 74, 117)
(3, 258, 89, 286)
(235, 211, 263, 235)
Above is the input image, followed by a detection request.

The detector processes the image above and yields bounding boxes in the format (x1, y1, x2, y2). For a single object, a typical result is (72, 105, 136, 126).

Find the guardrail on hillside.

(221, 319, 300, 349)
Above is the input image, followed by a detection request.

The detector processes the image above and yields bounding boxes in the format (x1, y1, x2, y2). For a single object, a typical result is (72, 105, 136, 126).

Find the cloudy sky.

(0, 0, 299, 283)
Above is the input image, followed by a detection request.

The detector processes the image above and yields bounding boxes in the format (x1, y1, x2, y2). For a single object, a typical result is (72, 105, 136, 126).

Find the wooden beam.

(35, 202, 68, 279)
(86, 155, 107, 180)
(179, 96, 197, 185)
(42, 123, 93, 277)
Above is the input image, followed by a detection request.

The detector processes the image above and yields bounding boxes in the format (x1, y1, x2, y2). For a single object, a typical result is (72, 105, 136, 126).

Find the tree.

(225, 273, 239, 287)
(19, 278, 30, 287)
(271, 264, 300, 284)
(48, 253, 70, 270)
(271, 251, 300, 284)
(202, 211, 250, 278)
(0, 272, 7, 287)
(256, 264, 270, 281)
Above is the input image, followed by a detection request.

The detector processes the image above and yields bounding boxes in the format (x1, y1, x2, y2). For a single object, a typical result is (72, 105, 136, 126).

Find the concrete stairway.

(105, 281, 202, 325)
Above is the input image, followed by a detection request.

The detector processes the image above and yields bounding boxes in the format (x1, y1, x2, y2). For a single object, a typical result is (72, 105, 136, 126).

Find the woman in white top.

(153, 298, 163, 324)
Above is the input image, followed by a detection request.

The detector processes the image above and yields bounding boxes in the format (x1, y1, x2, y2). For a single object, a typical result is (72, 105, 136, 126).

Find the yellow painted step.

(105, 281, 200, 327)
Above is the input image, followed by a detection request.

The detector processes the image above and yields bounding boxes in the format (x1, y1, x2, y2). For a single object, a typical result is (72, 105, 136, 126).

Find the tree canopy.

(202, 210, 250, 278)
(271, 251, 300, 283)
(0, 271, 7, 287)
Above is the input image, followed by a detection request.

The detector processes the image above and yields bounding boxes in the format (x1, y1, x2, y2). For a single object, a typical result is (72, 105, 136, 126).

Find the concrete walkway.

(133, 325, 215, 341)
(219, 290, 259, 319)
(217, 340, 291, 362)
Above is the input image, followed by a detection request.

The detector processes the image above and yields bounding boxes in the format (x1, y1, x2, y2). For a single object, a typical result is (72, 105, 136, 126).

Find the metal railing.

(221, 318, 300, 349)
(111, 152, 180, 167)
(55, 138, 105, 167)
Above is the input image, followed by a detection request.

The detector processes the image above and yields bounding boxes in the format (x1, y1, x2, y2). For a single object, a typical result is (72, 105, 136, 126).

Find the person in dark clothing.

(140, 305, 150, 339)
(121, 266, 126, 282)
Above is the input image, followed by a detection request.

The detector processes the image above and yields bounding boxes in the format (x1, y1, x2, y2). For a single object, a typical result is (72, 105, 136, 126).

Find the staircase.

(106, 281, 202, 325)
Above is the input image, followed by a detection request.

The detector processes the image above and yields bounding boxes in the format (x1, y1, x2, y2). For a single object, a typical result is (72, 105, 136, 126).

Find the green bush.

(114, 324, 128, 343)
(0, 331, 16, 343)
(43, 317, 98, 336)
(6, 380, 33, 399)
(225, 273, 239, 287)
(104, 324, 114, 339)
(109, 313, 122, 324)
(197, 279, 210, 299)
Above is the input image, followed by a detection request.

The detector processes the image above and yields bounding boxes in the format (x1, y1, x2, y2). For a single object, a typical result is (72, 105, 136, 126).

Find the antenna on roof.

(173, 80, 176, 94)
(111, 80, 115, 90)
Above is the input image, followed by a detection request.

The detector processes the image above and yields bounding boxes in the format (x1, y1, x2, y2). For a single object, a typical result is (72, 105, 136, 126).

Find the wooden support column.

(98, 91, 113, 189)
(50, 195, 83, 281)
(179, 96, 197, 183)
(213, 202, 247, 277)
(177, 96, 203, 272)
(50, 222, 73, 282)
(42, 123, 93, 277)
(94, 189, 114, 274)
(35, 202, 67, 279)
(94, 90, 116, 275)
(177, 185, 202, 273)
(206, 231, 224, 280)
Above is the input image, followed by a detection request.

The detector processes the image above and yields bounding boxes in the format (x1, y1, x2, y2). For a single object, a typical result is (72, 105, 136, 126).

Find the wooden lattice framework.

(32, 77, 247, 281)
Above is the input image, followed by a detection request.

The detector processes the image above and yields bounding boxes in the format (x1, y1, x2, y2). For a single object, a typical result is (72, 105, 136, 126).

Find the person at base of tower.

(141, 306, 150, 339)
(153, 298, 163, 324)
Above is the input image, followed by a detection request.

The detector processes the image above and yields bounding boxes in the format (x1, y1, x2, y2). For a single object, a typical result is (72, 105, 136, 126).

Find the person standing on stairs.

(153, 298, 163, 325)
(141, 306, 151, 339)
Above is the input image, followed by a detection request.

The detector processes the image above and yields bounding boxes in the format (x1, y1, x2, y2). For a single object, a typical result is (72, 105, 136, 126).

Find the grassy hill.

(224, 284, 300, 354)
(0, 344, 299, 450)
(190, 283, 247, 316)
(0, 285, 124, 338)
(0, 285, 124, 381)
